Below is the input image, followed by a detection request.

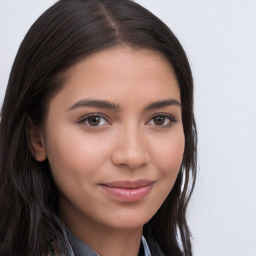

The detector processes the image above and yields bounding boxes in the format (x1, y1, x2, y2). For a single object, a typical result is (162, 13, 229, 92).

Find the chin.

(100, 210, 154, 230)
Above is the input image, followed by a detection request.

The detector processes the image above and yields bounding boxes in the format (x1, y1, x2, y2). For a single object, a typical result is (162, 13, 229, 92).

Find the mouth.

(99, 179, 155, 202)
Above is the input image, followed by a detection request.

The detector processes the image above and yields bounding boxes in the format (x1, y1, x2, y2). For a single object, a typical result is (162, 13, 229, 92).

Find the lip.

(99, 179, 155, 202)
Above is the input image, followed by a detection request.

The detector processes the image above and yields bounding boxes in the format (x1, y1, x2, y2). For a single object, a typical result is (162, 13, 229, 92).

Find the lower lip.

(99, 184, 154, 202)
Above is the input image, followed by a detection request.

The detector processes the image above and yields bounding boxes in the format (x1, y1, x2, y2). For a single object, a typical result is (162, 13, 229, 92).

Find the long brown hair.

(0, 0, 197, 255)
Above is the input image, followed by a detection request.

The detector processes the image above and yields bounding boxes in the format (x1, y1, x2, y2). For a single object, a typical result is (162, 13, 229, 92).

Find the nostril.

(111, 127, 150, 168)
(111, 145, 150, 169)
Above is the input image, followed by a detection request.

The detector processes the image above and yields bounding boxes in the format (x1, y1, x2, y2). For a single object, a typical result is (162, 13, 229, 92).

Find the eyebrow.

(67, 99, 120, 112)
(144, 99, 181, 111)
(67, 98, 181, 112)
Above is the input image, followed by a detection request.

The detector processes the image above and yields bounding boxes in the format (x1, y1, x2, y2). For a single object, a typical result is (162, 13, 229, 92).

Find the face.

(35, 47, 184, 232)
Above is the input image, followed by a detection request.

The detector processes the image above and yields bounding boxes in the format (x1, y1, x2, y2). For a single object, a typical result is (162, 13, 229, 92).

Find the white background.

(0, 1, 256, 255)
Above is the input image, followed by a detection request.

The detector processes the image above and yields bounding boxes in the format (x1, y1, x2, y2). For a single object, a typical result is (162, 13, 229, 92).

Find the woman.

(0, 0, 197, 255)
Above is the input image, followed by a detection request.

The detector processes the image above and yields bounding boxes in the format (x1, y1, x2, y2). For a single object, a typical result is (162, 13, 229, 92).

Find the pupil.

(88, 116, 100, 126)
(153, 116, 165, 125)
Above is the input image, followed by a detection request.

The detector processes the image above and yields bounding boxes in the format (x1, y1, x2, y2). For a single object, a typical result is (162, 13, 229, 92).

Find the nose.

(111, 125, 150, 169)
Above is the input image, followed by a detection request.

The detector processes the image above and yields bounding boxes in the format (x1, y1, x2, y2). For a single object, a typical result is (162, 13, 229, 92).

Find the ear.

(26, 115, 47, 162)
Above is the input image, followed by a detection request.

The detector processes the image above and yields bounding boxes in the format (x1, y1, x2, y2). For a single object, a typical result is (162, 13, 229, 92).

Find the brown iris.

(87, 116, 101, 126)
(153, 116, 166, 126)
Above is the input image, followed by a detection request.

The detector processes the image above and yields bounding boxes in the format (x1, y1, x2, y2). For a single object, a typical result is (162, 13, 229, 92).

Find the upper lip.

(100, 179, 155, 189)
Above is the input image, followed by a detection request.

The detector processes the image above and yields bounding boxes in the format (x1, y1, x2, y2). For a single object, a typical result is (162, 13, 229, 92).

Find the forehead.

(49, 46, 180, 109)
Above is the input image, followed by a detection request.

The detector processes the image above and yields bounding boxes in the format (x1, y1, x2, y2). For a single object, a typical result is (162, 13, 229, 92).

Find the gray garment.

(65, 228, 152, 256)
(66, 228, 98, 256)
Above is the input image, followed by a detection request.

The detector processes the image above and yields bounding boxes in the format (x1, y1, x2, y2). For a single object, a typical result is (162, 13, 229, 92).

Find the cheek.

(44, 125, 120, 204)
(152, 129, 185, 176)
(45, 125, 111, 173)
(150, 128, 185, 201)
(44, 127, 112, 210)
(143, 129, 184, 220)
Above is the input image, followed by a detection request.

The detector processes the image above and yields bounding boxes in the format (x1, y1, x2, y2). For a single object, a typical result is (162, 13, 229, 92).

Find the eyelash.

(77, 113, 177, 127)
(77, 113, 110, 127)
(146, 113, 177, 127)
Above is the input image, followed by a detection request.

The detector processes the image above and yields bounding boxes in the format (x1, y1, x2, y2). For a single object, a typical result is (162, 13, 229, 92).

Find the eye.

(78, 114, 110, 127)
(147, 114, 176, 127)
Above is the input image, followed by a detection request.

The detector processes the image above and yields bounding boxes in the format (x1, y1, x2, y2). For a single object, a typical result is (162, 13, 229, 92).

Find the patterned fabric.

(66, 228, 152, 256)
(66, 228, 99, 256)
(48, 230, 152, 256)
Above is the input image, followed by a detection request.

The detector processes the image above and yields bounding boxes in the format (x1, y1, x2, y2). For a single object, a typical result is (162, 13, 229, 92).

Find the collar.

(65, 228, 152, 256)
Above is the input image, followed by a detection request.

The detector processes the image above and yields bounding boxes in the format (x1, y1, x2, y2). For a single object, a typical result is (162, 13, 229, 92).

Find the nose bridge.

(111, 121, 149, 168)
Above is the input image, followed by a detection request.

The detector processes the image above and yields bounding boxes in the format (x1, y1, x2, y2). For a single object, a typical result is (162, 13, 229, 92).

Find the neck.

(61, 212, 143, 256)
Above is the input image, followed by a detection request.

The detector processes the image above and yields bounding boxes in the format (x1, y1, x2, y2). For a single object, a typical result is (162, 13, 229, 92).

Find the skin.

(31, 46, 185, 256)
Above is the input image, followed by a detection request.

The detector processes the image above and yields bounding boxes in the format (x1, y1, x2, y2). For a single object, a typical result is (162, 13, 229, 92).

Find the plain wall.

(1, 1, 256, 255)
